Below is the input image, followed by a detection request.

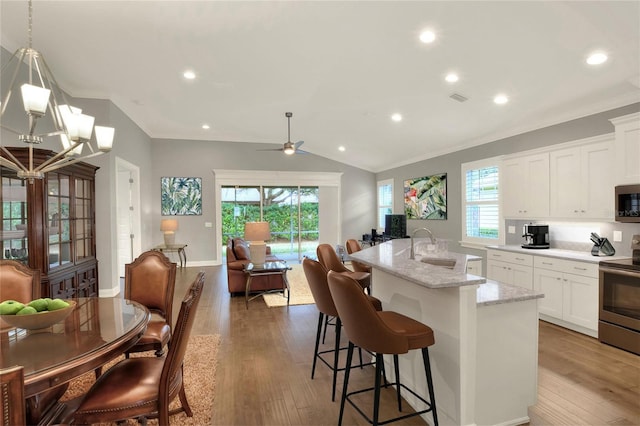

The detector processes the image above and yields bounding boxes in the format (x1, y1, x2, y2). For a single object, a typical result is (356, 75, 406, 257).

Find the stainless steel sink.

(420, 257, 456, 269)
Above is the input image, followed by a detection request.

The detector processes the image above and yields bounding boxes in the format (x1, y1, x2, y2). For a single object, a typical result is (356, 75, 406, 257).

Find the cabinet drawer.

(534, 257, 598, 277)
(487, 250, 533, 266)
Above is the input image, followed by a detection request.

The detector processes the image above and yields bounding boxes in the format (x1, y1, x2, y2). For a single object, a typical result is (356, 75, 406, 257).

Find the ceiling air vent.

(449, 93, 469, 102)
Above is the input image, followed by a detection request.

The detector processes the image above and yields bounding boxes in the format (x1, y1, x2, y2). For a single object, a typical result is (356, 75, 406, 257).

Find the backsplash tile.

(505, 219, 639, 257)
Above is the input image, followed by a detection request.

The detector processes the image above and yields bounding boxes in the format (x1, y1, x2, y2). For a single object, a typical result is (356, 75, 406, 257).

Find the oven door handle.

(600, 267, 640, 278)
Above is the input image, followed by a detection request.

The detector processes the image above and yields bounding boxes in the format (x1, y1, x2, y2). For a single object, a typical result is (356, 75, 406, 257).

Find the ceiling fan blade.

(256, 147, 284, 152)
(294, 140, 304, 149)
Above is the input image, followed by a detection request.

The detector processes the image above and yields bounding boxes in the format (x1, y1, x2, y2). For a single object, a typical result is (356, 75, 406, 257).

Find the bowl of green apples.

(0, 298, 76, 330)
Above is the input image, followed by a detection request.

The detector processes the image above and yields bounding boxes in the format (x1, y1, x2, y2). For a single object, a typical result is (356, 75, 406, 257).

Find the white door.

(116, 158, 141, 278)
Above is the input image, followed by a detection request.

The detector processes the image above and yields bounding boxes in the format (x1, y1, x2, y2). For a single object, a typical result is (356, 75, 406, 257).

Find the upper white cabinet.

(610, 112, 640, 185)
(502, 153, 549, 218)
(549, 135, 614, 219)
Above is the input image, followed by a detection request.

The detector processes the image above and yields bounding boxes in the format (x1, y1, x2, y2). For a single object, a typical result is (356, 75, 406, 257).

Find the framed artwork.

(404, 173, 447, 220)
(161, 177, 202, 216)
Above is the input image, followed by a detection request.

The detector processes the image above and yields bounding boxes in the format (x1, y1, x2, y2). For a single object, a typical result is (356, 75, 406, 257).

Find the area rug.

(263, 263, 315, 307)
(59, 334, 221, 425)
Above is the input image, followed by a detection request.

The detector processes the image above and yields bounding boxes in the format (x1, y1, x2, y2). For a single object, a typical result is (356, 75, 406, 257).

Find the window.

(377, 179, 393, 230)
(461, 159, 502, 247)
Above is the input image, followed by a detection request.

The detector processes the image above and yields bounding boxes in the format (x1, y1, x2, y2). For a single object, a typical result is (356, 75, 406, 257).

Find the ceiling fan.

(259, 112, 307, 155)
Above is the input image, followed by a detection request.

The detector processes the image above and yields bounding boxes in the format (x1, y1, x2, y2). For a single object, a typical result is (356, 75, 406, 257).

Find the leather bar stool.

(316, 244, 371, 294)
(345, 239, 372, 276)
(328, 271, 438, 426)
(303, 257, 383, 402)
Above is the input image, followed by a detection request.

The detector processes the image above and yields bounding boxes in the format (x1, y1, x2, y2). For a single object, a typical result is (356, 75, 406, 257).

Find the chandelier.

(0, 0, 115, 181)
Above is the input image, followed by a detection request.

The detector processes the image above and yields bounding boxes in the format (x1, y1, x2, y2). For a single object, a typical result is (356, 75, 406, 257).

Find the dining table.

(0, 296, 150, 424)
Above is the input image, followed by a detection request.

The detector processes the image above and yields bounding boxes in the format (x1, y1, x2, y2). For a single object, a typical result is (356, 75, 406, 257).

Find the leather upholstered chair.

(71, 271, 205, 426)
(0, 260, 68, 422)
(328, 271, 438, 426)
(316, 244, 371, 293)
(345, 239, 372, 274)
(0, 259, 40, 305)
(124, 250, 177, 357)
(303, 258, 382, 401)
(1, 365, 25, 426)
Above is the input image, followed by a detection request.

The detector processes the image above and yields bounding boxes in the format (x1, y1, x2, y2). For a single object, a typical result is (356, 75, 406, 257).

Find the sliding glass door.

(221, 185, 319, 261)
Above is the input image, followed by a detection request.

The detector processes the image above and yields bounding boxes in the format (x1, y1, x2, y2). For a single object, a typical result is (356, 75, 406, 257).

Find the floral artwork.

(404, 173, 447, 220)
(161, 177, 202, 216)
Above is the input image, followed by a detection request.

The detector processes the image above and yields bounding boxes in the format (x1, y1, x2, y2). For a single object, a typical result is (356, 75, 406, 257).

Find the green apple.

(47, 298, 70, 311)
(28, 298, 49, 312)
(16, 306, 37, 315)
(0, 300, 25, 315)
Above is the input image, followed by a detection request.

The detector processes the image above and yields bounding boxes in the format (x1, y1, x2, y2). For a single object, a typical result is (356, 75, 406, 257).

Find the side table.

(153, 243, 187, 267)
(244, 261, 292, 309)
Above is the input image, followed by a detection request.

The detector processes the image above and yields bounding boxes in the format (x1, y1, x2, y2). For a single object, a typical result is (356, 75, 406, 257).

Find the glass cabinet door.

(48, 172, 72, 268)
(1, 175, 28, 262)
(75, 177, 93, 261)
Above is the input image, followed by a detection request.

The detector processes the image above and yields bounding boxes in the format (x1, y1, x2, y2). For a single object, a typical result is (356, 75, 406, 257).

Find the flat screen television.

(385, 214, 407, 238)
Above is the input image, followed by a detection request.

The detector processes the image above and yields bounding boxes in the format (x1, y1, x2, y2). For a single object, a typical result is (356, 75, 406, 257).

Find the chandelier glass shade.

(0, 0, 115, 180)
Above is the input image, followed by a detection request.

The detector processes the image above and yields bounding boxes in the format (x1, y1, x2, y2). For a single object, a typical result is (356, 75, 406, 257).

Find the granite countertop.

(486, 245, 630, 264)
(476, 280, 544, 306)
(350, 239, 485, 289)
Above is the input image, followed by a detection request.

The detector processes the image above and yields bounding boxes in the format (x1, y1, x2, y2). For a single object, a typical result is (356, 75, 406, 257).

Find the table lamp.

(161, 219, 178, 246)
(244, 221, 271, 266)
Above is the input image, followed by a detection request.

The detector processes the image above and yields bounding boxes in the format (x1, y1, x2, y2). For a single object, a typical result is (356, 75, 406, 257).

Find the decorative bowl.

(0, 300, 76, 330)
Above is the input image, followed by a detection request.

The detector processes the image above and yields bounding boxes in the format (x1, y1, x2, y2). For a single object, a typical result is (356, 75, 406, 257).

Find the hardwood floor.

(174, 265, 640, 425)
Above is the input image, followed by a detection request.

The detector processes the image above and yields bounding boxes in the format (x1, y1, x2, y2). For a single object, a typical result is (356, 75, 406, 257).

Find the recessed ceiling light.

(494, 94, 509, 105)
(419, 30, 436, 44)
(586, 51, 608, 65)
(391, 113, 403, 122)
(202, 124, 210, 130)
(445, 73, 459, 83)
(183, 70, 196, 80)
(338, 146, 346, 152)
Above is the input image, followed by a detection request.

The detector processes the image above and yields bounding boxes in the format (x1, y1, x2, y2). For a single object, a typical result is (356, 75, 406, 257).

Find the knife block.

(591, 238, 616, 256)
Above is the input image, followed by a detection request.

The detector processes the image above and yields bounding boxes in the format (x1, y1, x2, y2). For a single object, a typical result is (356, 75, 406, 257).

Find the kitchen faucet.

(410, 228, 435, 260)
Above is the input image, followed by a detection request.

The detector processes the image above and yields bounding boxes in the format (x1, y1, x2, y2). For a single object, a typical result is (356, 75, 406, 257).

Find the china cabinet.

(1, 147, 99, 298)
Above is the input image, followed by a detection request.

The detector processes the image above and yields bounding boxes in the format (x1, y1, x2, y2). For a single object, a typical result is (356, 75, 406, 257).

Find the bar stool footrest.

(345, 381, 435, 426)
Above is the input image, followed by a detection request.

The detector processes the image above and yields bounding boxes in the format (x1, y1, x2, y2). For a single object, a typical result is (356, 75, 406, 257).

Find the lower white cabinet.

(466, 259, 483, 276)
(533, 257, 599, 334)
(486, 250, 533, 289)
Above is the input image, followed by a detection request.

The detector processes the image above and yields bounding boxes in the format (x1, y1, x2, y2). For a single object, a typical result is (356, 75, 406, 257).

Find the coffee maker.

(522, 224, 550, 249)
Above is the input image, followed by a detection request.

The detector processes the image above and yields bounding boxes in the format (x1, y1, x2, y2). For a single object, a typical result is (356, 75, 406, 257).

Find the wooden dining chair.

(316, 244, 370, 293)
(124, 250, 177, 357)
(1, 365, 26, 426)
(71, 271, 205, 425)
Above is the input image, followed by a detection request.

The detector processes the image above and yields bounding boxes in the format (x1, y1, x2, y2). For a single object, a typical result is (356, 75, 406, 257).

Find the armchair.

(226, 238, 284, 294)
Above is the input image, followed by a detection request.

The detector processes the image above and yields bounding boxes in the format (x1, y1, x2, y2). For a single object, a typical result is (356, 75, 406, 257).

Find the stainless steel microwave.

(615, 184, 640, 222)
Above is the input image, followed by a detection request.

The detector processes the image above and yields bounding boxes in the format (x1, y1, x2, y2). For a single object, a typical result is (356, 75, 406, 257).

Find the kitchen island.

(349, 239, 543, 426)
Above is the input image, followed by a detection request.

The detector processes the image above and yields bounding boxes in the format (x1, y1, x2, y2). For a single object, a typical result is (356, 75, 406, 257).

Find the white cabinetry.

(533, 257, 599, 336)
(466, 259, 483, 276)
(610, 112, 640, 185)
(501, 153, 549, 218)
(549, 136, 614, 219)
(486, 250, 533, 289)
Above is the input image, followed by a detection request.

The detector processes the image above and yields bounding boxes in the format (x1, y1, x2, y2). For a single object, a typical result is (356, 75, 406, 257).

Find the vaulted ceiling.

(1, 1, 638, 172)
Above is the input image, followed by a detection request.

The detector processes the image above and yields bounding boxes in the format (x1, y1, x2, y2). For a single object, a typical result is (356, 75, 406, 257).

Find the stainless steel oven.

(598, 235, 640, 355)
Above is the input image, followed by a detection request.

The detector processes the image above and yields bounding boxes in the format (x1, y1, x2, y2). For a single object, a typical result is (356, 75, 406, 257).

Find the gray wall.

(376, 102, 640, 261)
(150, 138, 376, 263)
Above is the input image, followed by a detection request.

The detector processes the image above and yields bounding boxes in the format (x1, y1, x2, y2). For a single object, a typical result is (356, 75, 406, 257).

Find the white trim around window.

(212, 169, 343, 264)
(377, 178, 394, 231)
(460, 157, 504, 249)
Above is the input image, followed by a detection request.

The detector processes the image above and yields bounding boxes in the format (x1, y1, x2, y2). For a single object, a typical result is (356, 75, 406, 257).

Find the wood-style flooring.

(174, 265, 640, 426)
